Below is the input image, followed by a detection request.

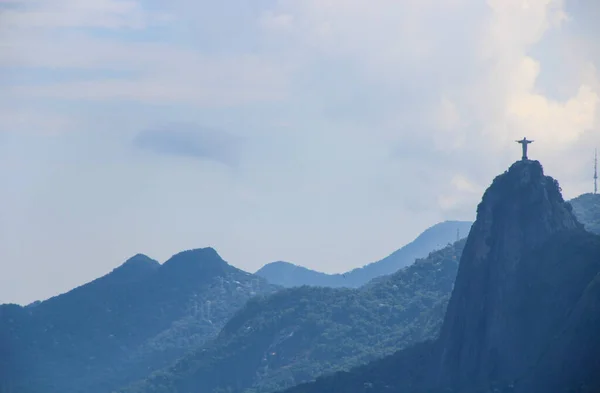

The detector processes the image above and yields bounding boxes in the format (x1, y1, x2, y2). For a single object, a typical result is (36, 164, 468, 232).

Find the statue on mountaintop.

(516, 137, 534, 160)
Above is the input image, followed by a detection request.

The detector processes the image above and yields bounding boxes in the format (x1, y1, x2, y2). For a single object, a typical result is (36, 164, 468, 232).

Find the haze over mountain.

(569, 193, 600, 235)
(256, 221, 473, 288)
(119, 240, 466, 393)
(284, 160, 600, 393)
(0, 248, 277, 393)
(2, 163, 599, 393)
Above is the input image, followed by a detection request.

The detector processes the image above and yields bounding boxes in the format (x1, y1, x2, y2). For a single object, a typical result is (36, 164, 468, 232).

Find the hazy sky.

(1, 0, 599, 305)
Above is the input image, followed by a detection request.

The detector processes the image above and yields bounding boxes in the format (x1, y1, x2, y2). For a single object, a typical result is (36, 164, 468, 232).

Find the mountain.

(435, 160, 590, 390)
(284, 160, 600, 393)
(255, 261, 338, 288)
(118, 240, 466, 393)
(569, 192, 600, 235)
(256, 221, 473, 288)
(0, 248, 277, 393)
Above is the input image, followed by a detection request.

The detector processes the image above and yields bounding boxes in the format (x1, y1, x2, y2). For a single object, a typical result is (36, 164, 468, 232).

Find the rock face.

(436, 160, 584, 389)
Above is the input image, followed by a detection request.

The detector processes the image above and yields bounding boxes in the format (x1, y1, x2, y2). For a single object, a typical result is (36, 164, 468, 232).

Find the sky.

(1, 0, 599, 305)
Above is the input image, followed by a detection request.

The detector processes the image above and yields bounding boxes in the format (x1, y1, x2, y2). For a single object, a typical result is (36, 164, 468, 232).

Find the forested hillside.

(119, 240, 465, 393)
(0, 249, 277, 393)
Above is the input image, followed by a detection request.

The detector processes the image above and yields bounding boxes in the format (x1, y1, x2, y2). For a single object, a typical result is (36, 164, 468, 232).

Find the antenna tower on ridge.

(594, 148, 598, 195)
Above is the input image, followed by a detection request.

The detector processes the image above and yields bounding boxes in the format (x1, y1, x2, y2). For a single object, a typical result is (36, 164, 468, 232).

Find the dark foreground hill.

(284, 160, 600, 393)
(256, 221, 473, 288)
(119, 240, 465, 393)
(0, 249, 277, 393)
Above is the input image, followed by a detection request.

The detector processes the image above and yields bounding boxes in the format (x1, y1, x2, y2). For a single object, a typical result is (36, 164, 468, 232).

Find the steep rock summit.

(436, 160, 589, 390)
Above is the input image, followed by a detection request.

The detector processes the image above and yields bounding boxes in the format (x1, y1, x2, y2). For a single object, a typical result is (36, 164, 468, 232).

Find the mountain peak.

(171, 247, 224, 262)
(161, 247, 232, 278)
(474, 159, 581, 248)
(436, 159, 583, 389)
(121, 253, 159, 268)
(110, 254, 160, 279)
(258, 260, 296, 269)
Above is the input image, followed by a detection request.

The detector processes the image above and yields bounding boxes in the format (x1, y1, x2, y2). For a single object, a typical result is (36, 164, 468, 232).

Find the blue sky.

(1, 0, 599, 304)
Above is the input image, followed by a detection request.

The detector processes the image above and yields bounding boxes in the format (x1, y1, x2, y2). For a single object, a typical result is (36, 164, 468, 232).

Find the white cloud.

(0, 16, 289, 107)
(6, 56, 289, 106)
(437, 174, 483, 213)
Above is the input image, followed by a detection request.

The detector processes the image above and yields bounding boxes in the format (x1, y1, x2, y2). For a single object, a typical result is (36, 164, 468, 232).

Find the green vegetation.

(282, 229, 600, 393)
(119, 240, 465, 393)
(0, 249, 277, 393)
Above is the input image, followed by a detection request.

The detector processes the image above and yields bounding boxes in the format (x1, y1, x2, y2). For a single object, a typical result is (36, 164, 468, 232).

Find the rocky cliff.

(436, 160, 585, 389)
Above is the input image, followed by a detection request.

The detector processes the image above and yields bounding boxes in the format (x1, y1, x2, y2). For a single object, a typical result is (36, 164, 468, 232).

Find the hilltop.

(0, 248, 277, 393)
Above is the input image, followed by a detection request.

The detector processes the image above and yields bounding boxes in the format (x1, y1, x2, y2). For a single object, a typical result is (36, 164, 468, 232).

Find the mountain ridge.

(256, 220, 473, 288)
(0, 248, 278, 393)
(118, 239, 466, 393)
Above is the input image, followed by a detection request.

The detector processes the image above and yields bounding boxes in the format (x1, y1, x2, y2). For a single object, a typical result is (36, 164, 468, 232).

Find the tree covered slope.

(0, 249, 277, 393)
(119, 240, 465, 393)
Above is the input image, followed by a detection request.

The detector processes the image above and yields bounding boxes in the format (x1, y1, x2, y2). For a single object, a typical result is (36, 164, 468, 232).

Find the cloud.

(3, 0, 600, 304)
(268, 0, 598, 189)
(132, 124, 243, 166)
(0, 2, 289, 107)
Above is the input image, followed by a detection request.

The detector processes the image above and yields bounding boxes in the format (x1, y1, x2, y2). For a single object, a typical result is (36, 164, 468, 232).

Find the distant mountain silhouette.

(256, 220, 473, 288)
(0, 248, 277, 393)
(284, 160, 600, 393)
(570, 192, 600, 235)
(255, 261, 340, 288)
